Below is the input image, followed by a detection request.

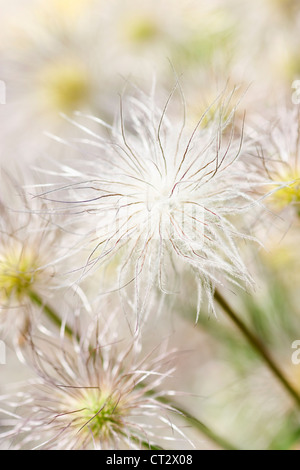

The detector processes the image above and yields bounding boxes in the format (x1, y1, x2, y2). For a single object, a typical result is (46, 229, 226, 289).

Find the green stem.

(214, 289, 300, 408)
(28, 290, 75, 338)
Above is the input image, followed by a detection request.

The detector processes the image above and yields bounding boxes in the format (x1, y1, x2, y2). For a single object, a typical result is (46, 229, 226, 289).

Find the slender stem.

(214, 289, 300, 408)
(28, 290, 75, 338)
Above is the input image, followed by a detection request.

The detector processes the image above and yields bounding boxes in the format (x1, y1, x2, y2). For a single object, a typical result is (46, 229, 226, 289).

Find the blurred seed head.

(36, 85, 265, 318)
(0, 174, 73, 338)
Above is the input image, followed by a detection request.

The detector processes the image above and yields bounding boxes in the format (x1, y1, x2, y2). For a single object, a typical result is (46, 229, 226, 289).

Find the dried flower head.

(0, 317, 189, 450)
(37, 86, 262, 317)
(0, 241, 40, 304)
(0, 175, 71, 336)
(253, 107, 300, 215)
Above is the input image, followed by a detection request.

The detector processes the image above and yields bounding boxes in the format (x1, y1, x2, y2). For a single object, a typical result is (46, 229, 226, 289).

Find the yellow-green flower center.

(174, 12, 235, 66)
